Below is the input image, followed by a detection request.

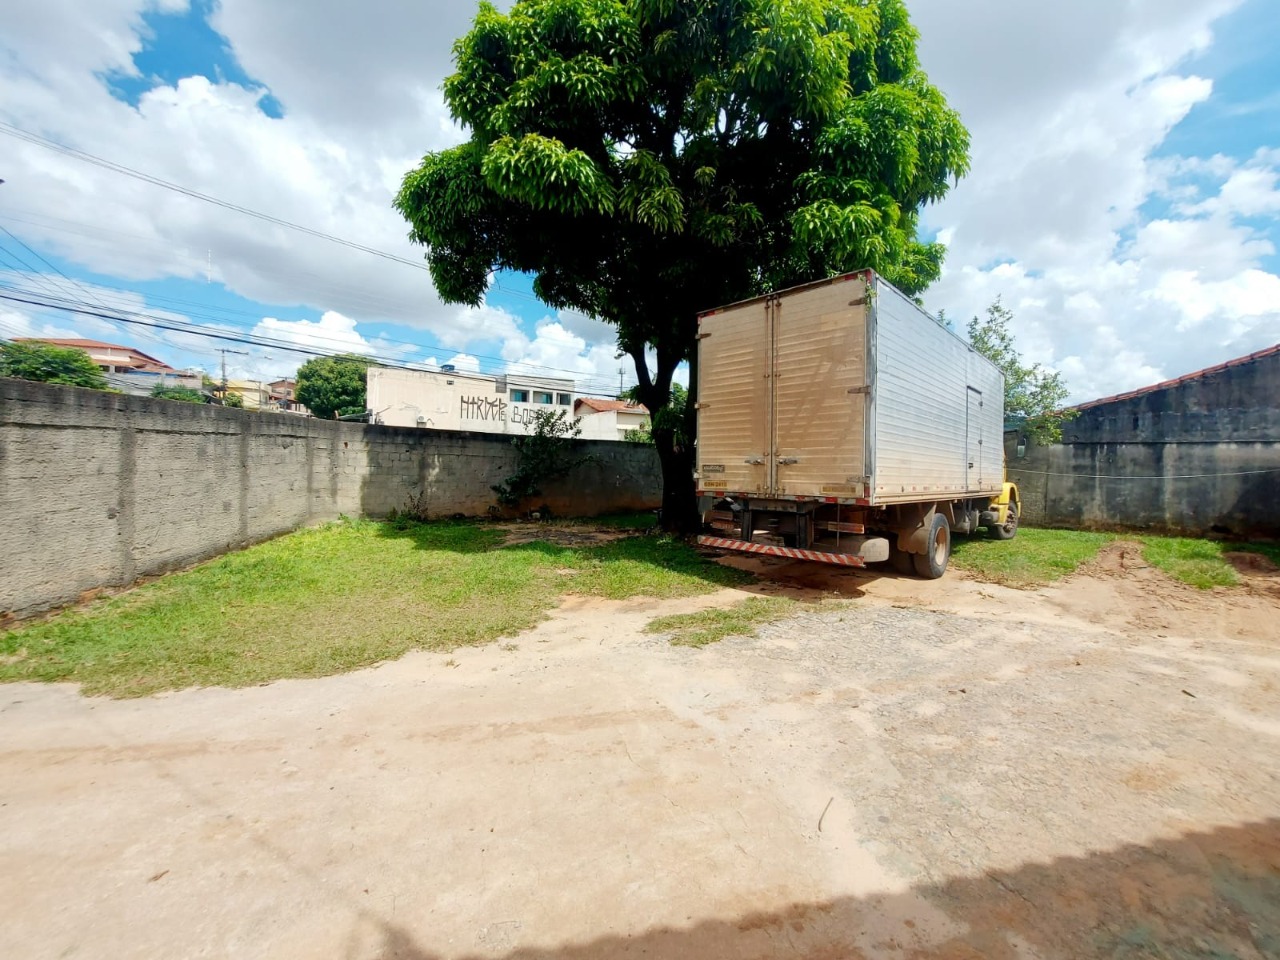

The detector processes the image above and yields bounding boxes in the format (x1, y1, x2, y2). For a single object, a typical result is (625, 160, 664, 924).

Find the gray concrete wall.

(1, 378, 661, 619)
(1004, 347, 1280, 537)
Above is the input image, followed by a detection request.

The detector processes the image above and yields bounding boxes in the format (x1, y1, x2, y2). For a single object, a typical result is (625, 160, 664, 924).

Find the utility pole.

(218, 347, 248, 397)
(618, 364, 624, 397)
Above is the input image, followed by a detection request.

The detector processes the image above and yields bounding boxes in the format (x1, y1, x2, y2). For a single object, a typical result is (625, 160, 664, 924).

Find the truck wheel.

(889, 538, 914, 576)
(912, 513, 951, 579)
(988, 501, 1019, 541)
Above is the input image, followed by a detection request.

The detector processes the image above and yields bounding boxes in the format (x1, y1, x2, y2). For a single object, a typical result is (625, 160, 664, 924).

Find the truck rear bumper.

(697, 535, 884, 567)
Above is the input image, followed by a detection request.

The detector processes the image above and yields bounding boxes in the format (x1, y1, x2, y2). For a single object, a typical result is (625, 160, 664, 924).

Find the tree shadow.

(371, 818, 1280, 959)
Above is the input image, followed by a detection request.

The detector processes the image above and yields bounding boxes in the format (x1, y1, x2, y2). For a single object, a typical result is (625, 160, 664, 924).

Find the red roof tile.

(1076, 342, 1280, 411)
(574, 397, 650, 414)
(15, 338, 176, 372)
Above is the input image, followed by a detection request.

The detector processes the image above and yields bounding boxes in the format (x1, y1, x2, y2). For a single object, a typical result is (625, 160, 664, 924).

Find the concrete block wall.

(1, 378, 661, 619)
(1004, 346, 1280, 537)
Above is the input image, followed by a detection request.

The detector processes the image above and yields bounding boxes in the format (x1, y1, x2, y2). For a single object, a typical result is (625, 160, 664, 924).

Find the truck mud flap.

(697, 535, 868, 567)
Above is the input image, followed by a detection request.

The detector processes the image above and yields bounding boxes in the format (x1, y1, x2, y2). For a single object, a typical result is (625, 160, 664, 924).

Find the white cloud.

(0, 0, 492, 350)
(501, 319, 626, 395)
(4, 0, 1276, 406)
(911, 0, 1278, 401)
(441, 353, 481, 374)
(252, 310, 373, 354)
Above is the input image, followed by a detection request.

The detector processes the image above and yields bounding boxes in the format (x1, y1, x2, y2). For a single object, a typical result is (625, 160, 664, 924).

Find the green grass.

(580, 511, 659, 531)
(950, 528, 1116, 587)
(1138, 537, 1280, 589)
(643, 596, 808, 647)
(0, 519, 750, 697)
(950, 526, 1278, 590)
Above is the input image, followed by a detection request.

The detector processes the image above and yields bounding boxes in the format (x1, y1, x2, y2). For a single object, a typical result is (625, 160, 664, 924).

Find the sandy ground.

(1, 545, 1278, 959)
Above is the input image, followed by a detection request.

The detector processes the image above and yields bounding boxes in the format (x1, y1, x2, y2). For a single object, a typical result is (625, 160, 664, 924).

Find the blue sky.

(2, 0, 1278, 401)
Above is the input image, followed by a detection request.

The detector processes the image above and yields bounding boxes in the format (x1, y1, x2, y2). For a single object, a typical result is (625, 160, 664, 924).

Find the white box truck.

(695, 269, 1020, 579)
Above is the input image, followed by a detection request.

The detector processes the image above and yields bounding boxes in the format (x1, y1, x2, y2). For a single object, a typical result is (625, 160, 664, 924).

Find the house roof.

(16, 338, 176, 372)
(1076, 342, 1280, 411)
(575, 397, 650, 414)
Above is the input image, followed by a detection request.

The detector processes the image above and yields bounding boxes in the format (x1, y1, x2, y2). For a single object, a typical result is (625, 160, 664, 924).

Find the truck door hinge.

(849, 297, 867, 307)
(744, 457, 765, 465)
(777, 457, 799, 466)
(696, 331, 711, 340)
(847, 386, 870, 395)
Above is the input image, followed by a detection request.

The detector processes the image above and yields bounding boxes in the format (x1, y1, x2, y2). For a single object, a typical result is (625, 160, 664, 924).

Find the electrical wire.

(0, 121, 432, 273)
(0, 274, 631, 392)
(0, 288, 631, 394)
(1010, 467, 1280, 480)
(0, 123, 641, 391)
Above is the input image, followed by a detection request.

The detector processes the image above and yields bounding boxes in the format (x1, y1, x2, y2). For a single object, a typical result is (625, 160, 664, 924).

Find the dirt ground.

(1, 545, 1278, 959)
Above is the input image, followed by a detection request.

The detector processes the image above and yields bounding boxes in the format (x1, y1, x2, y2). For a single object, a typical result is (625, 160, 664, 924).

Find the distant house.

(574, 397, 651, 441)
(367, 366, 589, 434)
(16, 338, 201, 396)
(268, 378, 307, 413)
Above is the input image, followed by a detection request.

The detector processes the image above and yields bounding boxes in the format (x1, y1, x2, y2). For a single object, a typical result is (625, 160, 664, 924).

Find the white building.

(574, 397, 651, 440)
(367, 366, 621, 440)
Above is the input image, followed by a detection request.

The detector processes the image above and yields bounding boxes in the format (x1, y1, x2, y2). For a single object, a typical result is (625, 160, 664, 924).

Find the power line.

(0, 121, 433, 273)
(0, 220, 630, 386)
(0, 281, 627, 391)
(1011, 467, 1280, 480)
(0, 288, 631, 394)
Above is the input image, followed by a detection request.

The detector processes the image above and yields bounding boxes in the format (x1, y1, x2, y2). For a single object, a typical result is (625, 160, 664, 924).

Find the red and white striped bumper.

(696, 536, 868, 567)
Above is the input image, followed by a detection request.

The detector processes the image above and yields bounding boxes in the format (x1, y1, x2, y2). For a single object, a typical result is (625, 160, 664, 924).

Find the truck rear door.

(696, 299, 771, 496)
(771, 277, 870, 498)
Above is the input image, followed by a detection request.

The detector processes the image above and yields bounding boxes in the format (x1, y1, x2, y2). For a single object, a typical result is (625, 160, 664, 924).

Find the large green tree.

(0, 340, 109, 389)
(295, 354, 372, 420)
(397, 0, 969, 529)
(967, 298, 1075, 445)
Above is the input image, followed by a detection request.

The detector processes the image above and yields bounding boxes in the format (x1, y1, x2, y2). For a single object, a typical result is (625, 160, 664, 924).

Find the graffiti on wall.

(460, 396, 507, 422)
(509, 407, 541, 427)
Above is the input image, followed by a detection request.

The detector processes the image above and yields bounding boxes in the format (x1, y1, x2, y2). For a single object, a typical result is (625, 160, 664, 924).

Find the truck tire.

(912, 513, 951, 579)
(889, 538, 914, 576)
(988, 501, 1019, 541)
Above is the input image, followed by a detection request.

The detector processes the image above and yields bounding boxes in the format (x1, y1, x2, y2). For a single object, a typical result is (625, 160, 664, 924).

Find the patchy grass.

(1139, 537, 1280, 589)
(0, 519, 748, 697)
(1240, 542, 1280, 568)
(644, 596, 807, 647)
(950, 528, 1115, 587)
(1139, 537, 1239, 589)
(582, 511, 659, 531)
(559, 535, 753, 599)
(950, 526, 1278, 590)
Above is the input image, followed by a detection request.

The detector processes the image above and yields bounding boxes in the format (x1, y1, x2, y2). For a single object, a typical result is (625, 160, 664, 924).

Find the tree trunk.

(628, 340, 700, 535)
(653, 429, 698, 534)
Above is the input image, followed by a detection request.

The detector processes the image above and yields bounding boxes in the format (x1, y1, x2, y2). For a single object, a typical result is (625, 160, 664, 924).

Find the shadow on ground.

(369, 818, 1280, 959)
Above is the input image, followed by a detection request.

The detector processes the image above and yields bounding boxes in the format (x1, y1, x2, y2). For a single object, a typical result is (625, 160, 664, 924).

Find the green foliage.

(396, 0, 970, 526)
(295, 354, 371, 420)
(492, 408, 589, 509)
(150, 384, 205, 404)
(967, 298, 1075, 445)
(222, 392, 245, 408)
(620, 382, 687, 446)
(0, 340, 108, 389)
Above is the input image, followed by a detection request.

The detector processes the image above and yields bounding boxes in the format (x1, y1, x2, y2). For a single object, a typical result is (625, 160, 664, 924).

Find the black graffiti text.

(460, 396, 507, 421)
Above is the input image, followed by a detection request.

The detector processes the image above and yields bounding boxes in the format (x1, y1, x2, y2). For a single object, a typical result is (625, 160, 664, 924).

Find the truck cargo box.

(696, 270, 1005, 506)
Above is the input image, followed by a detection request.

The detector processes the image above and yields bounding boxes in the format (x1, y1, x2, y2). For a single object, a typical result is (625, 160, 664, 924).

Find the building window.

(557, 393, 572, 405)
(534, 391, 553, 404)
(510, 389, 529, 403)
